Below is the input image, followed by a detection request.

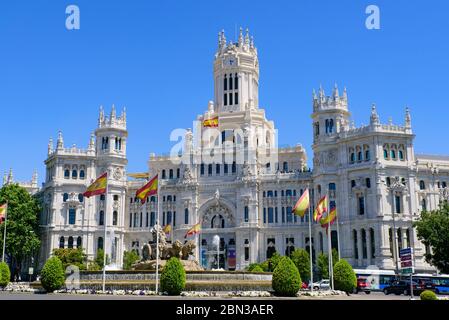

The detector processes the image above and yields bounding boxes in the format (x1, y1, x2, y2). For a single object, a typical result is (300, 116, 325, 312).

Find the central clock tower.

(213, 28, 259, 113)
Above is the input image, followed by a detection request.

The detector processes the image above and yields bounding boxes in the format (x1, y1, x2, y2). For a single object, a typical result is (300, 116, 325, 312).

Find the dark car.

(383, 279, 434, 296)
(355, 277, 371, 294)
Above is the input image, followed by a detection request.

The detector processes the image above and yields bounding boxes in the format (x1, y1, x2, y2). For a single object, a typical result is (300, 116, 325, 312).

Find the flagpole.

(2, 202, 8, 263)
(327, 192, 334, 290)
(155, 173, 161, 294)
(336, 211, 341, 261)
(102, 182, 108, 292)
(307, 194, 313, 294)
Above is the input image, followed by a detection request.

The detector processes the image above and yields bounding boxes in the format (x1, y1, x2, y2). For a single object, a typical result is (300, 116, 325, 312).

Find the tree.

(95, 249, 110, 269)
(272, 256, 301, 297)
(316, 249, 340, 280)
(0, 262, 11, 287)
(290, 248, 310, 281)
(53, 248, 87, 271)
(123, 250, 140, 270)
(0, 184, 41, 279)
(40, 257, 65, 292)
(160, 257, 186, 295)
(269, 252, 282, 271)
(333, 259, 357, 294)
(414, 202, 449, 273)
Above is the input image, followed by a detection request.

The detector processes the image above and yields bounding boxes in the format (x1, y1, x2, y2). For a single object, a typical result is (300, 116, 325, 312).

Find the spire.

(2, 172, 6, 186)
(370, 103, 379, 125)
(312, 89, 317, 100)
(245, 28, 250, 47)
(343, 87, 348, 100)
(48, 137, 54, 155)
(99, 105, 104, 125)
(121, 107, 127, 123)
(218, 31, 222, 49)
(333, 83, 339, 99)
(7, 168, 13, 184)
(208, 100, 214, 112)
(111, 104, 116, 121)
(238, 27, 243, 46)
(56, 131, 64, 150)
(250, 36, 254, 49)
(319, 84, 325, 100)
(88, 132, 95, 151)
(222, 29, 226, 47)
(405, 106, 411, 127)
(32, 170, 38, 187)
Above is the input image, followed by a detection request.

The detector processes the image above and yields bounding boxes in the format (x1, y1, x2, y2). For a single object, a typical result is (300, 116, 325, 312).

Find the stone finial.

(250, 36, 254, 49)
(370, 103, 379, 125)
(388, 117, 393, 125)
(32, 170, 38, 187)
(208, 100, 214, 112)
(222, 29, 226, 47)
(7, 168, 13, 184)
(2, 172, 7, 186)
(48, 137, 54, 155)
(312, 89, 317, 100)
(89, 132, 95, 151)
(121, 107, 127, 123)
(343, 87, 348, 100)
(333, 83, 339, 99)
(405, 106, 411, 127)
(99, 105, 105, 126)
(218, 31, 222, 49)
(245, 28, 250, 46)
(111, 104, 116, 121)
(57, 131, 64, 150)
(238, 27, 243, 46)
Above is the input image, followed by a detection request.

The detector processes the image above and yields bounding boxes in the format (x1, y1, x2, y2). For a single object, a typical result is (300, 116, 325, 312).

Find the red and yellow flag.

(135, 174, 158, 204)
(292, 189, 310, 217)
(320, 207, 337, 231)
(0, 203, 7, 224)
(83, 172, 107, 198)
(314, 195, 328, 222)
(185, 223, 201, 238)
(203, 116, 219, 128)
(163, 224, 172, 235)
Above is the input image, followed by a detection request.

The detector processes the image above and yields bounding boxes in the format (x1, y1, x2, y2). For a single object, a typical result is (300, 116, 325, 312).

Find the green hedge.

(0, 262, 10, 287)
(420, 290, 438, 300)
(272, 256, 301, 297)
(160, 257, 186, 295)
(251, 265, 264, 273)
(40, 257, 65, 293)
(333, 259, 357, 293)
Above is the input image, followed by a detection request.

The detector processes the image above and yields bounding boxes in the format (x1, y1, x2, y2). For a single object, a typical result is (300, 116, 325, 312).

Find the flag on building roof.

(0, 203, 7, 224)
(203, 116, 219, 128)
(135, 174, 158, 204)
(185, 223, 201, 238)
(292, 189, 310, 217)
(83, 172, 108, 198)
(320, 207, 337, 231)
(314, 195, 328, 222)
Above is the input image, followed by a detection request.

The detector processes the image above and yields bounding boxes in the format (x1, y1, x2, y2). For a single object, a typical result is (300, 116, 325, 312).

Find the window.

(208, 164, 213, 176)
(263, 208, 266, 224)
(145, 212, 149, 227)
(353, 230, 358, 259)
(68, 236, 74, 249)
(244, 246, 249, 261)
(99, 211, 104, 226)
(329, 183, 336, 191)
(224, 163, 228, 174)
(357, 152, 363, 162)
(69, 208, 76, 224)
(129, 213, 132, 228)
(140, 212, 143, 227)
(421, 199, 427, 211)
(390, 150, 396, 159)
(216, 164, 220, 175)
(72, 169, 77, 179)
(229, 92, 233, 105)
(173, 211, 176, 226)
(361, 229, 367, 259)
(286, 206, 293, 223)
(350, 153, 355, 163)
(184, 208, 189, 224)
(366, 178, 371, 188)
(113, 211, 118, 226)
(384, 149, 388, 159)
(64, 169, 70, 179)
(224, 75, 227, 90)
(150, 212, 156, 227)
(275, 207, 278, 223)
(80, 170, 85, 179)
(281, 207, 285, 223)
(224, 93, 227, 106)
(443, 181, 447, 188)
(395, 195, 401, 213)
(399, 150, 404, 160)
(97, 237, 104, 250)
(286, 190, 292, 197)
(358, 196, 365, 215)
(283, 162, 288, 172)
(59, 236, 65, 249)
(100, 194, 105, 201)
(169, 169, 173, 179)
(235, 92, 238, 105)
(267, 191, 273, 197)
(244, 206, 249, 222)
(78, 193, 84, 203)
(234, 73, 238, 89)
(77, 236, 82, 248)
(200, 164, 205, 176)
(232, 162, 236, 174)
(162, 170, 166, 179)
(63, 193, 69, 202)
(113, 195, 119, 201)
(177, 168, 180, 178)
(268, 208, 274, 223)
(365, 150, 370, 161)
(315, 122, 320, 136)
(370, 228, 375, 258)
(419, 180, 426, 190)
(351, 180, 356, 188)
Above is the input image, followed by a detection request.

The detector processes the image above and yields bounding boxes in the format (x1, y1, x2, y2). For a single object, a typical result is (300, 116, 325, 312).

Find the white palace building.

(36, 29, 449, 273)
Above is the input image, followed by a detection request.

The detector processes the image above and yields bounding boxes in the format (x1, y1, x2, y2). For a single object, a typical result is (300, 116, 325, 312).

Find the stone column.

(357, 229, 363, 267)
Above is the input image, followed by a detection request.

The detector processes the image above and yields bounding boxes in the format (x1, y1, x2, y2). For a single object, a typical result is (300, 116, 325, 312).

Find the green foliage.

(52, 248, 87, 271)
(123, 250, 140, 270)
(0, 262, 11, 287)
(251, 265, 264, 273)
(269, 252, 282, 271)
(333, 259, 357, 293)
(290, 248, 311, 281)
(95, 249, 110, 269)
(272, 256, 301, 297)
(260, 260, 270, 272)
(317, 249, 339, 280)
(160, 257, 186, 295)
(40, 257, 65, 292)
(420, 290, 438, 300)
(247, 263, 260, 272)
(0, 184, 41, 267)
(414, 202, 449, 273)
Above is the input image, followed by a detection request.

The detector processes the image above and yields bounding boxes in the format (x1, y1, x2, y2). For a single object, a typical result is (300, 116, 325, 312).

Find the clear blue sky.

(1, 1, 448, 184)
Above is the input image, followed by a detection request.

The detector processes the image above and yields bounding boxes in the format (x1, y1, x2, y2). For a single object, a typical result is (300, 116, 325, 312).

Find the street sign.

(400, 254, 412, 262)
(401, 260, 413, 268)
(401, 267, 414, 275)
(400, 248, 413, 256)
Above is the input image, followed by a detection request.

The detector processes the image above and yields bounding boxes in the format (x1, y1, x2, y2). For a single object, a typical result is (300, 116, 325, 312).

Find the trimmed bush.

(260, 260, 270, 272)
(272, 256, 301, 297)
(160, 257, 186, 295)
(40, 257, 65, 293)
(247, 263, 260, 272)
(333, 259, 357, 294)
(0, 262, 11, 287)
(420, 290, 438, 300)
(269, 253, 282, 271)
(290, 249, 311, 281)
(251, 265, 264, 273)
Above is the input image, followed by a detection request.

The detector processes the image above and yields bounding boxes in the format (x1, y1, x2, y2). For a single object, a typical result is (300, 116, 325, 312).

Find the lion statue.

(181, 240, 196, 260)
(160, 240, 183, 259)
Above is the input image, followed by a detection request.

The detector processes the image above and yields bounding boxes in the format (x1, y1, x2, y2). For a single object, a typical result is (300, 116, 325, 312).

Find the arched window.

(69, 208, 76, 224)
(208, 164, 213, 176)
(419, 180, 426, 190)
(365, 150, 370, 161)
(357, 151, 363, 162)
(59, 236, 65, 249)
(79, 170, 85, 179)
(229, 75, 233, 90)
(169, 169, 173, 179)
(150, 212, 156, 226)
(390, 149, 396, 159)
(234, 73, 238, 89)
(370, 228, 375, 258)
(68, 236, 74, 249)
(361, 229, 367, 259)
(184, 208, 189, 225)
(421, 199, 427, 211)
(99, 211, 104, 226)
(78, 193, 84, 203)
(176, 168, 180, 178)
(113, 211, 118, 226)
(329, 119, 334, 133)
(399, 150, 404, 160)
(386, 177, 391, 187)
(72, 169, 78, 179)
(223, 93, 227, 106)
(162, 170, 166, 179)
(325, 119, 329, 134)
(353, 230, 359, 259)
(97, 237, 104, 250)
(77, 236, 82, 248)
(64, 169, 70, 179)
(329, 183, 336, 193)
(224, 75, 227, 91)
(384, 149, 388, 159)
(443, 181, 447, 188)
(200, 164, 205, 175)
(283, 162, 288, 172)
(63, 193, 69, 202)
(350, 153, 355, 163)
(232, 161, 236, 174)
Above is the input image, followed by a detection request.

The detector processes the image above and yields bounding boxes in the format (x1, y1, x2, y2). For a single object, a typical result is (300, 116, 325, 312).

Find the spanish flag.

(185, 223, 201, 238)
(292, 189, 310, 217)
(203, 116, 219, 128)
(320, 207, 337, 231)
(314, 195, 328, 222)
(83, 172, 108, 198)
(0, 203, 7, 224)
(163, 224, 172, 235)
(135, 174, 158, 204)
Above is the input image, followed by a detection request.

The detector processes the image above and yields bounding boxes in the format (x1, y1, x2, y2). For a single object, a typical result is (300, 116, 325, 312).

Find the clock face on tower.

(224, 57, 236, 67)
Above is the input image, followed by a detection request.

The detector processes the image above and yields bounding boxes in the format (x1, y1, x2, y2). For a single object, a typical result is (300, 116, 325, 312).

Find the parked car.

(309, 279, 330, 290)
(355, 277, 371, 294)
(383, 279, 435, 295)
